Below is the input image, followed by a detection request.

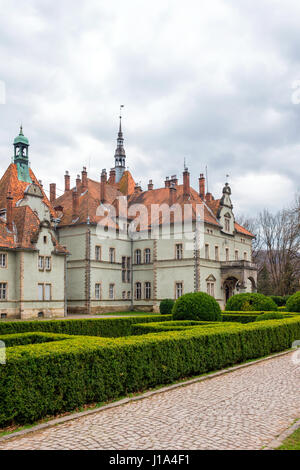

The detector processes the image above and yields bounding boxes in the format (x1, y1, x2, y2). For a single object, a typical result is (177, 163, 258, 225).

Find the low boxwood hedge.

(0, 332, 72, 347)
(1, 316, 300, 427)
(0, 315, 172, 338)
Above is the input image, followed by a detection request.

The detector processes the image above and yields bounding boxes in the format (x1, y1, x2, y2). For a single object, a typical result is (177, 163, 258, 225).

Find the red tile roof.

(0, 164, 67, 252)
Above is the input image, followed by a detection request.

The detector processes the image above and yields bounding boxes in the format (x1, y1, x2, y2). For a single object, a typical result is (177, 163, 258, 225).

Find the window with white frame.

(175, 243, 183, 260)
(44, 284, 51, 301)
(38, 284, 43, 301)
(109, 248, 115, 263)
(135, 282, 142, 300)
(0, 253, 7, 268)
(45, 256, 51, 270)
(0, 283, 7, 300)
(109, 284, 115, 299)
(135, 249, 141, 265)
(144, 248, 151, 264)
(207, 282, 215, 297)
(215, 246, 219, 261)
(145, 282, 151, 300)
(205, 244, 210, 259)
(38, 256, 44, 270)
(95, 283, 101, 300)
(175, 282, 183, 299)
(95, 246, 101, 261)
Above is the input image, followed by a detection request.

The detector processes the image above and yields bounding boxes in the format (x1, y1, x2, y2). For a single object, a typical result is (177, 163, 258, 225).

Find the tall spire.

(114, 105, 126, 183)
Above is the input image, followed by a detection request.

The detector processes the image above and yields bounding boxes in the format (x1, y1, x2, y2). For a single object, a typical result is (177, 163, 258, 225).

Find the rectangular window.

(0, 253, 7, 268)
(235, 250, 239, 261)
(225, 248, 229, 261)
(145, 282, 151, 300)
(45, 257, 51, 271)
(225, 218, 230, 232)
(175, 244, 183, 260)
(38, 256, 44, 270)
(109, 248, 115, 263)
(205, 244, 210, 260)
(127, 258, 131, 283)
(135, 250, 141, 265)
(175, 282, 183, 299)
(207, 282, 215, 298)
(0, 283, 7, 300)
(244, 252, 248, 261)
(95, 283, 101, 300)
(135, 282, 142, 300)
(109, 284, 115, 299)
(38, 284, 44, 301)
(95, 246, 101, 261)
(215, 246, 219, 261)
(44, 284, 51, 301)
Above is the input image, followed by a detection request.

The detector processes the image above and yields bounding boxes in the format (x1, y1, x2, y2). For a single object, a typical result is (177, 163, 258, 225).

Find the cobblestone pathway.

(1, 352, 299, 450)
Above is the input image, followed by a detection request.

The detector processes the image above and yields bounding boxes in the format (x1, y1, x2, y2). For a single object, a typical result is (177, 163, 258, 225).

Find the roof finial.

(19, 124, 23, 136)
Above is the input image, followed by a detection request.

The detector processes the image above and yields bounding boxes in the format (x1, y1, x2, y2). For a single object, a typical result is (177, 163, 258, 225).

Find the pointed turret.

(114, 107, 126, 182)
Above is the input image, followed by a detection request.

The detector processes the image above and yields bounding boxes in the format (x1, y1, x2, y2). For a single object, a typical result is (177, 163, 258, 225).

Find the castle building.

(0, 122, 257, 319)
(53, 117, 257, 314)
(0, 128, 68, 319)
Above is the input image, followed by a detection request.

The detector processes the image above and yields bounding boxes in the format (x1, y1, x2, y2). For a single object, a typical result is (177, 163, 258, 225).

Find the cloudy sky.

(0, 0, 300, 216)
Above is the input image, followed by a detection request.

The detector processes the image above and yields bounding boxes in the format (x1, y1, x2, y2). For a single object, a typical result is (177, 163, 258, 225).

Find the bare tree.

(235, 215, 263, 267)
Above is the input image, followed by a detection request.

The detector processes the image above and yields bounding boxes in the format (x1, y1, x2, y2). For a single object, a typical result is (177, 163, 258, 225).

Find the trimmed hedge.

(0, 315, 172, 338)
(222, 313, 258, 323)
(286, 292, 300, 313)
(225, 293, 278, 312)
(0, 332, 71, 347)
(255, 312, 284, 322)
(172, 292, 222, 321)
(159, 299, 175, 315)
(1, 316, 300, 427)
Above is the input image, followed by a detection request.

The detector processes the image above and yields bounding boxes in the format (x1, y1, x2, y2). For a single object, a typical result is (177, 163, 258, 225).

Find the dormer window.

(225, 217, 230, 232)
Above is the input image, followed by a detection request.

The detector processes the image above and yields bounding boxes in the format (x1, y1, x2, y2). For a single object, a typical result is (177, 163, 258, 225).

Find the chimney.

(134, 184, 142, 193)
(6, 192, 13, 232)
(183, 168, 190, 197)
(100, 169, 107, 203)
(109, 168, 116, 185)
(165, 176, 170, 188)
(76, 174, 81, 193)
(169, 183, 177, 206)
(199, 174, 205, 199)
(72, 189, 79, 219)
(81, 166, 88, 192)
(50, 183, 56, 204)
(148, 179, 153, 191)
(170, 175, 178, 186)
(64, 171, 70, 192)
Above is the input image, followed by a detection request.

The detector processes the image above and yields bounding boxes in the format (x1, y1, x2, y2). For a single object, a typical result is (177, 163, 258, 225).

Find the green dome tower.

(13, 126, 32, 183)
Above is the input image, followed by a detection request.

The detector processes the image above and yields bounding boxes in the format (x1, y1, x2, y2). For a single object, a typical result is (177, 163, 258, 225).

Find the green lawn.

(277, 425, 300, 450)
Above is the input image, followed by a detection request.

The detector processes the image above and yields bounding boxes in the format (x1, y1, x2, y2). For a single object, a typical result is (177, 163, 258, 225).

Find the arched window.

(144, 248, 151, 264)
(135, 249, 141, 265)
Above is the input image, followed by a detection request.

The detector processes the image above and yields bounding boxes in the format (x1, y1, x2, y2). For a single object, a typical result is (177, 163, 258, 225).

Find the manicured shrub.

(222, 313, 258, 323)
(255, 312, 284, 322)
(270, 296, 285, 307)
(159, 299, 175, 315)
(0, 315, 172, 338)
(172, 292, 222, 321)
(286, 292, 300, 313)
(225, 293, 277, 312)
(1, 316, 300, 427)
